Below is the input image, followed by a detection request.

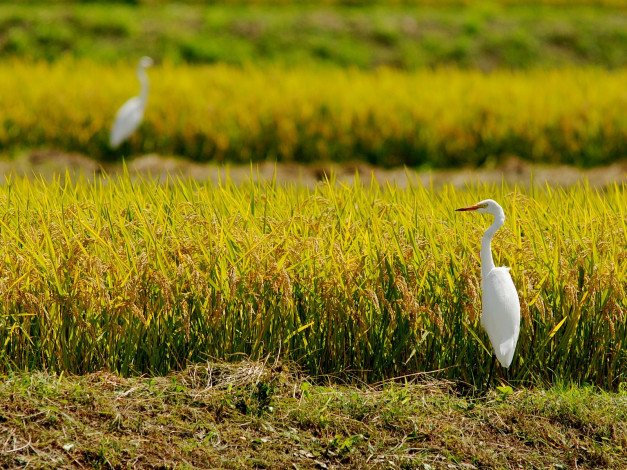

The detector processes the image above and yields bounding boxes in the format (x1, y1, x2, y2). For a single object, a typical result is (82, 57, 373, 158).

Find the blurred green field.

(1, 2, 626, 69)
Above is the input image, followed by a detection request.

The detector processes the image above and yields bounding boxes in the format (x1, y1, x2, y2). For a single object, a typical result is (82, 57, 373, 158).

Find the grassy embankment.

(1, 362, 626, 469)
(2, 2, 627, 69)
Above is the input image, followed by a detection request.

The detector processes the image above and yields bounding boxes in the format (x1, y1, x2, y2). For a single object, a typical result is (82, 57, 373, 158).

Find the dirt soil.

(2, 150, 626, 188)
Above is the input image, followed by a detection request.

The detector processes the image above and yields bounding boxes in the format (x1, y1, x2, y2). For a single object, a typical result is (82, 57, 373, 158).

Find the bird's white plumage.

(110, 56, 153, 149)
(110, 97, 145, 148)
(456, 198, 521, 369)
(481, 267, 520, 367)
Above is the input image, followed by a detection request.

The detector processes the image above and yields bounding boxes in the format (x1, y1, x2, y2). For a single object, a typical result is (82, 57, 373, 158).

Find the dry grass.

(0, 360, 626, 469)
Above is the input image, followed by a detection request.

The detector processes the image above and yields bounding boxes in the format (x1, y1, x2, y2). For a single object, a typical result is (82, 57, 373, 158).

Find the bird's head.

(455, 199, 504, 218)
(138, 56, 154, 69)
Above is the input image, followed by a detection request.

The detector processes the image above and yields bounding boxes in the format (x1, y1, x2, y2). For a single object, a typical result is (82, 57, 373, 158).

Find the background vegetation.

(2, 61, 626, 166)
(0, 1, 626, 166)
(1, 3, 627, 69)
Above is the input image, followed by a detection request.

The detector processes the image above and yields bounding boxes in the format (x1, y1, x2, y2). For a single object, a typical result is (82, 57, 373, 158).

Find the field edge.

(1, 360, 625, 469)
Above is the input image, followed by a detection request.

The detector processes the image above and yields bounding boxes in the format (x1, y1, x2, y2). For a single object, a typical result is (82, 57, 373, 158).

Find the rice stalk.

(0, 174, 624, 389)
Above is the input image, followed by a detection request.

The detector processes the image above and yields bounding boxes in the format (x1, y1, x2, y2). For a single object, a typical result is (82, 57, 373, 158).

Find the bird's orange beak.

(455, 204, 480, 212)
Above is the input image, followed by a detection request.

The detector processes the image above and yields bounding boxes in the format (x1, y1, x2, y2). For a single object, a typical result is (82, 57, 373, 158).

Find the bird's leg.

(485, 353, 496, 390)
(498, 364, 511, 388)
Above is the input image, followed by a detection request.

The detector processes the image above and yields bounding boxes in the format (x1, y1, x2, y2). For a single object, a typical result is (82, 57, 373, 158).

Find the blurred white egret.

(456, 199, 520, 380)
(109, 56, 153, 149)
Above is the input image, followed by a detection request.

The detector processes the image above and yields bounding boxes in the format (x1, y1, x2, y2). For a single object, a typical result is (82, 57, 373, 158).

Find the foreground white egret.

(456, 199, 521, 378)
(109, 56, 154, 149)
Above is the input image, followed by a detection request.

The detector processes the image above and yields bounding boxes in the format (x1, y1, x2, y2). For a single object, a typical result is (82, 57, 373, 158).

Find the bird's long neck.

(136, 66, 150, 103)
(481, 213, 505, 278)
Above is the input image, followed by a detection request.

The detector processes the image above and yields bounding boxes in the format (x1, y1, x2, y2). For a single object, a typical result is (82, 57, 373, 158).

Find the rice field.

(1, 60, 627, 166)
(0, 173, 624, 390)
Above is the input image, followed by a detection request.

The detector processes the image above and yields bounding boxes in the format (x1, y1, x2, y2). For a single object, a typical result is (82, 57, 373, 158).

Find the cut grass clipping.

(0, 174, 624, 390)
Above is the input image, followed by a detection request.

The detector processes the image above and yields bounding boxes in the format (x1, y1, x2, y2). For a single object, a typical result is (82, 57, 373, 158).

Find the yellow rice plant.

(0, 59, 626, 166)
(0, 173, 624, 389)
(135, 0, 627, 7)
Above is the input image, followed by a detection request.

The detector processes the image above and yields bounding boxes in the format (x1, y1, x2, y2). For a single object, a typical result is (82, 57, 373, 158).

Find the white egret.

(456, 199, 520, 382)
(109, 56, 154, 149)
